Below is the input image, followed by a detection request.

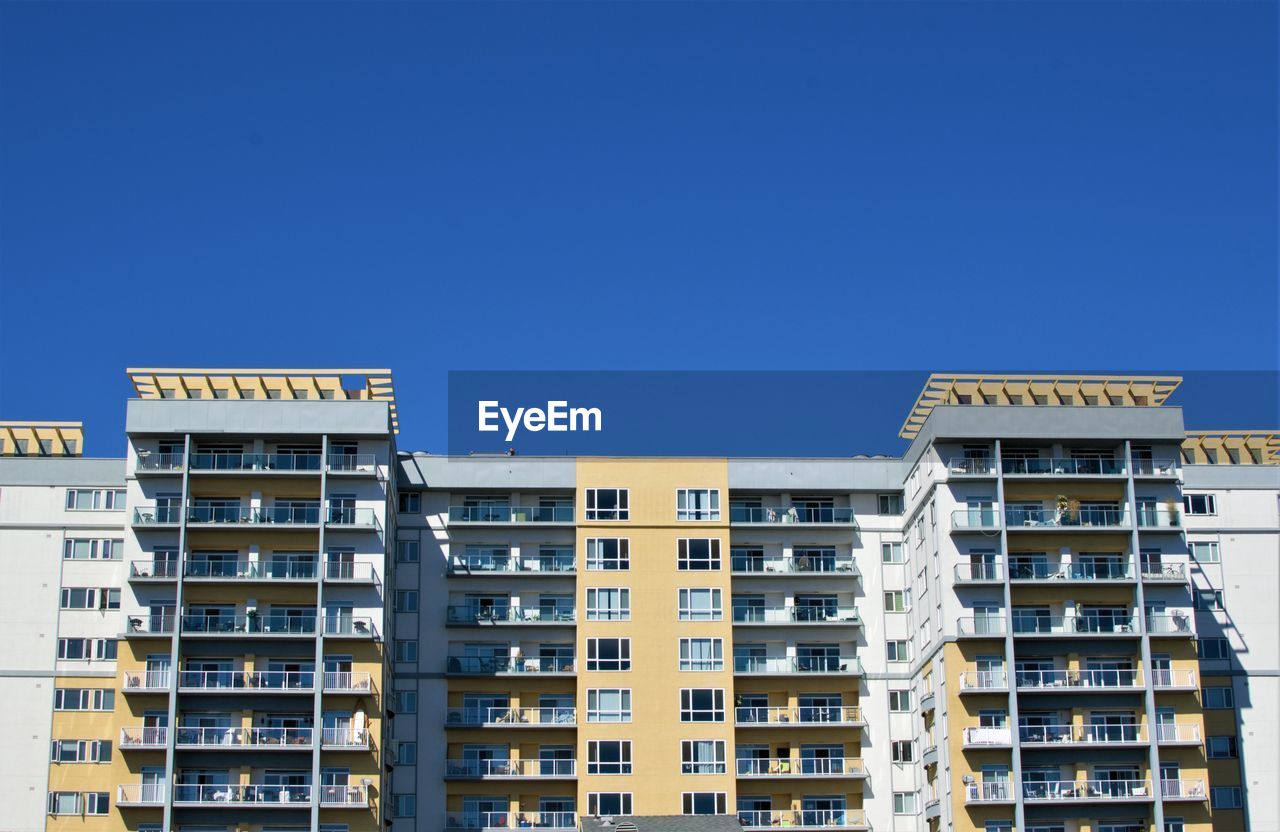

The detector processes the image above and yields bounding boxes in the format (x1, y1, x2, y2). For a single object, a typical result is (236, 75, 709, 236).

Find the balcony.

(326, 453, 379, 474)
(129, 560, 178, 580)
(730, 506, 857, 527)
(732, 606, 860, 626)
(957, 617, 1008, 637)
(448, 505, 575, 525)
(947, 457, 998, 477)
(448, 554, 576, 575)
(321, 727, 373, 749)
(174, 726, 314, 749)
(1136, 507, 1182, 529)
(120, 726, 168, 749)
(964, 782, 1016, 804)
(951, 509, 1001, 531)
(1006, 507, 1130, 530)
(324, 671, 376, 694)
(1011, 613, 1140, 636)
(739, 809, 869, 830)
(123, 670, 170, 692)
(1161, 779, 1208, 801)
(445, 759, 576, 779)
(1002, 457, 1126, 477)
(170, 559, 379, 585)
(178, 669, 315, 692)
(117, 784, 165, 807)
(1008, 560, 1134, 582)
(1142, 562, 1188, 583)
(125, 614, 176, 636)
(1153, 669, 1198, 690)
(324, 616, 381, 639)
(735, 706, 864, 727)
(445, 813, 577, 831)
(180, 613, 316, 637)
(1132, 459, 1180, 478)
(446, 656, 577, 676)
(132, 504, 381, 530)
(1015, 668, 1144, 692)
(190, 452, 323, 473)
(135, 452, 186, 473)
(734, 656, 862, 676)
(1018, 724, 1146, 747)
(731, 554, 858, 576)
(1022, 779, 1153, 803)
(962, 726, 1012, 748)
(173, 783, 321, 806)
(958, 671, 1008, 693)
(1146, 613, 1194, 637)
(446, 706, 577, 728)
(955, 562, 1004, 583)
(736, 757, 866, 778)
(446, 606, 576, 626)
(1156, 724, 1202, 744)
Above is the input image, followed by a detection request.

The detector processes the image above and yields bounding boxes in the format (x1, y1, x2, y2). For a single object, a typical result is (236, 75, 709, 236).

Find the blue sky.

(0, 1, 1276, 456)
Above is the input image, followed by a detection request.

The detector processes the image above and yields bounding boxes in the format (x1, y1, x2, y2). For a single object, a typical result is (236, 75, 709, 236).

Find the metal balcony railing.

(1002, 457, 1125, 476)
(959, 671, 1008, 690)
(446, 759, 576, 778)
(1018, 724, 1144, 745)
(320, 784, 370, 806)
(947, 457, 997, 475)
(446, 605, 576, 624)
(130, 560, 179, 579)
(323, 671, 375, 693)
(729, 506, 857, 525)
(126, 614, 176, 634)
(735, 706, 862, 726)
(173, 783, 312, 804)
(445, 813, 577, 831)
(1156, 723, 1202, 743)
(446, 656, 577, 675)
(446, 706, 577, 727)
(955, 562, 1004, 581)
(174, 726, 313, 747)
(190, 452, 323, 471)
(321, 727, 372, 748)
(1142, 563, 1188, 581)
(739, 809, 867, 829)
(1011, 613, 1139, 635)
(951, 509, 1001, 529)
(1022, 779, 1153, 801)
(962, 726, 1012, 746)
(123, 670, 171, 691)
(448, 554, 576, 574)
(733, 605, 859, 624)
(136, 452, 185, 471)
(736, 757, 865, 777)
(1132, 459, 1179, 476)
(1015, 668, 1143, 689)
(1152, 669, 1197, 689)
(731, 555, 858, 575)
(734, 656, 862, 675)
(964, 782, 1015, 803)
(1006, 507, 1130, 528)
(117, 784, 166, 806)
(1161, 779, 1208, 800)
(327, 453, 378, 472)
(178, 669, 315, 690)
(119, 726, 168, 748)
(448, 505, 575, 523)
(1146, 613, 1194, 635)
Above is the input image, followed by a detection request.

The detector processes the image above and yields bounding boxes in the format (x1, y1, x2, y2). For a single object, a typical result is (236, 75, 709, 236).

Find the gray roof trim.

(0, 457, 126, 486)
(398, 453, 576, 489)
(729, 457, 909, 490)
(1182, 464, 1280, 490)
(126, 399, 393, 437)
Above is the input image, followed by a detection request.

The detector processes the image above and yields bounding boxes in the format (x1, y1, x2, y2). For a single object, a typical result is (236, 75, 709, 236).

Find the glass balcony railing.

(736, 757, 865, 777)
(181, 614, 317, 635)
(446, 656, 577, 675)
(448, 505, 575, 523)
(446, 706, 577, 727)
(1014, 668, 1143, 689)
(445, 759, 576, 778)
(190, 452, 323, 472)
(732, 605, 859, 624)
(445, 812, 577, 831)
(1006, 507, 1129, 528)
(1018, 724, 1144, 745)
(957, 616, 1008, 636)
(132, 504, 379, 528)
(734, 705, 862, 726)
(951, 509, 1000, 529)
(1002, 457, 1125, 476)
(177, 669, 315, 690)
(1136, 507, 1182, 528)
(730, 554, 857, 574)
(1022, 779, 1152, 801)
(173, 726, 313, 747)
(173, 783, 313, 805)
(739, 810, 866, 830)
(448, 553, 576, 573)
(1008, 560, 1134, 581)
(1146, 613, 1194, 635)
(733, 655, 861, 675)
(446, 605, 576, 624)
(1011, 613, 1138, 635)
(729, 505, 857, 525)
(962, 726, 1012, 746)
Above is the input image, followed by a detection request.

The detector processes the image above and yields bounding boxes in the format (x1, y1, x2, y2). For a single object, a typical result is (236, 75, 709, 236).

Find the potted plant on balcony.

(1054, 495, 1070, 525)
(1067, 498, 1082, 525)
(1164, 499, 1181, 527)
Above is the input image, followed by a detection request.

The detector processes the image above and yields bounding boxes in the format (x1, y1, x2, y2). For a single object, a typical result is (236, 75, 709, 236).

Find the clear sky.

(1, 1, 1276, 456)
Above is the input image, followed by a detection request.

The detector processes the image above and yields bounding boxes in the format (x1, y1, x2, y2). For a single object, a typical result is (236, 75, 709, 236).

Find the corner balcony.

(1022, 779, 1153, 804)
(962, 726, 1012, 748)
(1018, 724, 1146, 747)
(447, 505, 575, 525)
(125, 615, 176, 637)
(1132, 459, 1180, 478)
(958, 671, 1008, 693)
(445, 812, 577, 832)
(734, 656, 862, 677)
(957, 616, 1008, 638)
(1012, 613, 1140, 637)
(1161, 779, 1208, 802)
(321, 727, 374, 750)
(729, 506, 858, 527)
(1156, 724, 1202, 745)
(951, 509, 1001, 531)
(326, 453, 380, 475)
(446, 606, 576, 626)
(1146, 613, 1195, 637)
(119, 726, 168, 749)
(174, 726, 314, 749)
(448, 554, 576, 576)
(947, 457, 999, 477)
(128, 560, 179, 581)
(177, 669, 315, 693)
(1142, 562, 1188, 583)
(732, 606, 860, 627)
(444, 758, 576, 780)
(963, 782, 1015, 805)
(324, 671, 376, 693)
(445, 706, 577, 728)
(163, 559, 380, 585)
(1002, 457, 1126, 477)
(117, 783, 165, 807)
(1015, 668, 1144, 692)
(735, 706, 864, 728)
(1153, 669, 1198, 690)
(445, 656, 577, 676)
(1005, 507, 1130, 531)
(135, 452, 186, 474)
(739, 809, 869, 830)
(737, 757, 866, 779)
(123, 670, 171, 692)
(731, 554, 859, 576)
(1136, 507, 1182, 530)
(320, 784, 372, 807)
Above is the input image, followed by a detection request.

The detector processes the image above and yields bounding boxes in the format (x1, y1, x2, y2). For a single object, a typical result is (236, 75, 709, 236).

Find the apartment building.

(1, 371, 1276, 832)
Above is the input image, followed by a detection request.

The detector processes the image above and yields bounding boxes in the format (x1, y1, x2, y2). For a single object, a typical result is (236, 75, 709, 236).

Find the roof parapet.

(0, 421, 85, 456)
(1183, 431, 1279, 465)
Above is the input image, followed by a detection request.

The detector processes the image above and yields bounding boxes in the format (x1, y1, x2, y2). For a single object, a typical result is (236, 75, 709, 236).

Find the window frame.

(678, 637, 724, 671)
(586, 637, 632, 671)
(586, 538, 630, 571)
(676, 488, 721, 521)
(677, 538, 722, 571)
(587, 739, 633, 775)
(585, 488, 630, 521)
(586, 587, 631, 621)
(677, 587, 723, 621)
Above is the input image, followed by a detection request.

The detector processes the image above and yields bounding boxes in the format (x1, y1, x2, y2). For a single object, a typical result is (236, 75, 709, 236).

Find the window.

(65, 489, 126, 511)
(51, 740, 113, 763)
(677, 488, 721, 521)
(1211, 787, 1243, 809)
(884, 590, 911, 612)
(1195, 589, 1224, 611)
(678, 588, 722, 621)
(1197, 638, 1230, 660)
(394, 640, 418, 662)
(397, 492, 421, 513)
(396, 742, 417, 764)
(891, 740, 915, 763)
(881, 542, 905, 563)
(63, 539, 122, 560)
(1189, 541, 1220, 563)
(587, 793, 632, 816)
(396, 540, 420, 562)
(85, 793, 109, 815)
(393, 794, 417, 817)
(587, 538, 630, 571)
(586, 588, 630, 621)
(878, 494, 904, 515)
(887, 640, 911, 662)
(60, 588, 96, 609)
(1207, 736, 1238, 758)
(680, 688, 725, 722)
(679, 638, 724, 671)
(1183, 494, 1217, 516)
(588, 740, 633, 774)
(888, 690, 913, 712)
(48, 792, 81, 815)
(1203, 686, 1235, 709)
(893, 792, 918, 814)
(394, 590, 419, 612)
(95, 639, 117, 660)
(586, 638, 631, 671)
(58, 639, 90, 660)
(677, 538, 721, 571)
(680, 739, 726, 774)
(586, 688, 631, 722)
(100, 589, 120, 609)
(1165, 819, 1185, 832)
(395, 690, 418, 713)
(54, 688, 113, 711)
(586, 488, 629, 521)
(682, 792, 726, 814)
